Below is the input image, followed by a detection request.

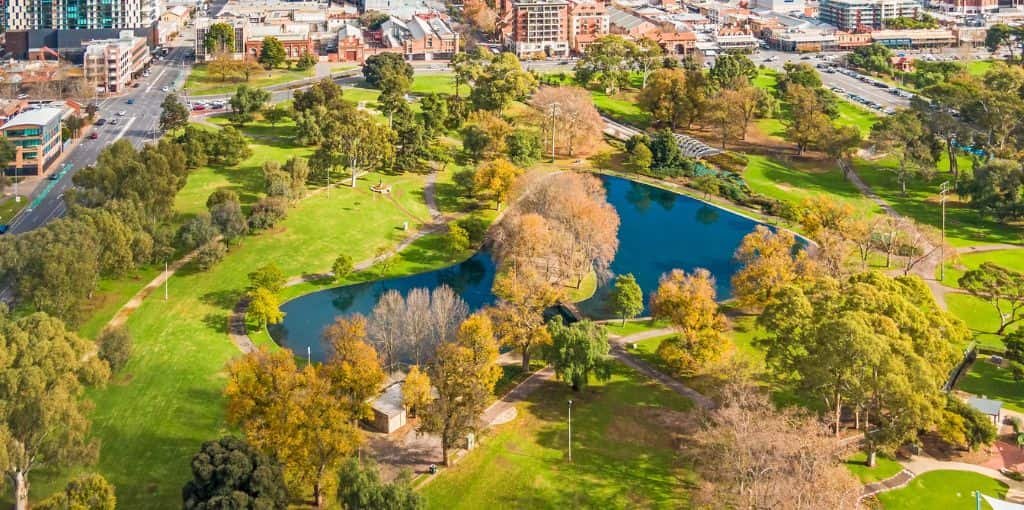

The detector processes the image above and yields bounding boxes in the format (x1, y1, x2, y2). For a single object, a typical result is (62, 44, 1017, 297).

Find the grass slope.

(421, 362, 694, 509)
(744, 155, 881, 217)
(958, 358, 1024, 413)
(845, 452, 902, 484)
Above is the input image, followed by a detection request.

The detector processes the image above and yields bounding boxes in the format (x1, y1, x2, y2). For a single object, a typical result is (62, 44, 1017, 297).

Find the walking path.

(859, 454, 1024, 501)
(861, 469, 915, 499)
(608, 329, 716, 410)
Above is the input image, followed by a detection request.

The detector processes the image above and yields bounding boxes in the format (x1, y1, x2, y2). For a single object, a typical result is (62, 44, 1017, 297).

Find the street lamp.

(567, 399, 573, 463)
(939, 181, 950, 281)
(547, 102, 561, 163)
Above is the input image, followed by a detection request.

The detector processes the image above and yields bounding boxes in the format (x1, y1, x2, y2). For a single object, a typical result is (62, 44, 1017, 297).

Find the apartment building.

(567, 0, 608, 53)
(509, 0, 570, 58)
(0, 107, 65, 176)
(1, 0, 161, 31)
(928, 0, 998, 13)
(82, 30, 151, 93)
(818, 0, 922, 30)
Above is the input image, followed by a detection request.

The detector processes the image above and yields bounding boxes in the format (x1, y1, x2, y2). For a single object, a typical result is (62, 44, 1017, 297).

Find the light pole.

(164, 261, 168, 300)
(567, 399, 573, 463)
(939, 181, 950, 281)
(547, 102, 561, 163)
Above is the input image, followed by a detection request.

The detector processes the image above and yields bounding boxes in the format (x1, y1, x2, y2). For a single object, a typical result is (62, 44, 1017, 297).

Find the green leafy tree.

(544, 317, 612, 391)
(159, 94, 190, 132)
(296, 51, 318, 71)
(0, 136, 14, 172)
(631, 37, 664, 89)
(847, 43, 894, 75)
(182, 436, 289, 510)
(336, 458, 422, 510)
(195, 240, 227, 271)
(628, 142, 653, 173)
(229, 85, 271, 126)
(333, 254, 354, 281)
(986, 24, 1024, 64)
(35, 474, 116, 510)
(262, 104, 290, 126)
(505, 129, 542, 166)
(709, 53, 758, 87)
(639, 68, 688, 129)
(210, 126, 252, 166)
(958, 262, 1024, 334)
(362, 53, 414, 90)
(870, 110, 937, 194)
(469, 52, 537, 112)
(204, 22, 236, 54)
(310, 111, 396, 188)
(258, 36, 287, 69)
(248, 263, 286, 293)
(0, 312, 110, 510)
(574, 35, 636, 93)
(941, 396, 997, 450)
(420, 93, 450, 135)
(97, 325, 133, 373)
(209, 196, 248, 242)
(609, 273, 643, 325)
(964, 160, 1024, 222)
(444, 224, 470, 255)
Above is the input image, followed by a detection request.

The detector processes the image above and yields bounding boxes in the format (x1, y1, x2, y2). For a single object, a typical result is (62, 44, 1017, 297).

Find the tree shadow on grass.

(211, 164, 264, 209)
(200, 289, 243, 309)
(202, 313, 229, 335)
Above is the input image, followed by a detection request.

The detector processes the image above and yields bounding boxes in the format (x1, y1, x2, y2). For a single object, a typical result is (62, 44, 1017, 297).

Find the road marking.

(145, 68, 168, 93)
(112, 117, 137, 143)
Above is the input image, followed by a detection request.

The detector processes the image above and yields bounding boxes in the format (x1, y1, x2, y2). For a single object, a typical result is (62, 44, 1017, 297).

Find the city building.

(194, 18, 247, 60)
(376, 13, 459, 60)
(869, 28, 956, 47)
(567, 0, 609, 53)
(158, 5, 192, 41)
(334, 23, 366, 61)
(0, 107, 65, 176)
(652, 30, 697, 54)
(752, 0, 807, 12)
(0, 0, 161, 31)
(0, 100, 28, 123)
(927, 0, 998, 13)
(508, 0, 570, 58)
(82, 30, 151, 93)
(607, 5, 658, 37)
(818, 0, 922, 30)
(245, 24, 317, 61)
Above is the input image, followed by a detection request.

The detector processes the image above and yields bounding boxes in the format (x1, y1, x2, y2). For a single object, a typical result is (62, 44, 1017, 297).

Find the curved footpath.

(862, 456, 1024, 503)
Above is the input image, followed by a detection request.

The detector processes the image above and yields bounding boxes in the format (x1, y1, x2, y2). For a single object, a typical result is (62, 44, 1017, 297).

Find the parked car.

(192, 104, 206, 111)
(110, 118, 119, 125)
(127, 99, 135, 104)
(161, 86, 170, 92)
(47, 172, 59, 181)
(95, 118, 107, 126)
(0, 225, 9, 235)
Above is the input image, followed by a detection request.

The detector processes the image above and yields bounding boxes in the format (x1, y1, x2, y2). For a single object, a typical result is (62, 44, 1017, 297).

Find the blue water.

(271, 175, 767, 360)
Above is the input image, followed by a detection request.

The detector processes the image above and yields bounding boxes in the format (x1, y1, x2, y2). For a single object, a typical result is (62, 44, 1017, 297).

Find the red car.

(192, 104, 206, 111)
(89, 132, 99, 139)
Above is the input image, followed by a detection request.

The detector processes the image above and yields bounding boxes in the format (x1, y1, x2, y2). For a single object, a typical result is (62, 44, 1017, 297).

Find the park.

(1, 37, 1024, 510)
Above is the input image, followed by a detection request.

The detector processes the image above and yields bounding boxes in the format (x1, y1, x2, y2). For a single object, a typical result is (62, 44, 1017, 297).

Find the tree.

(420, 93, 450, 135)
(473, 158, 522, 209)
(229, 85, 271, 126)
(333, 253, 354, 281)
(296, 51, 318, 72)
(248, 197, 288, 231)
(959, 262, 1024, 334)
(470, 52, 537, 112)
(0, 137, 14, 173)
(35, 474, 116, 510)
(210, 126, 252, 166)
(207, 52, 241, 81)
(310, 111, 395, 188)
(505, 129, 542, 166)
(97, 325, 133, 373)
(160, 94, 190, 132)
(869, 110, 936, 194)
(210, 198, 249, 242)
(707, 91, 745, 149)
(686, 378, 862, 509)
(362, 53, 413, 90)
(731, 226, 818, 309)
(941, 396, 997, 451)
(262, 104, 290, 126)
(0, 312, 109, 510)
(709, 53, 758, 88)
(259, 36, 287, 69)
(986, 24, 1024, 64)
(650, 268, 729, 375)
(182, 436, 288, 510)
(419, 313, 500, 466)
(451, 48, 489, 98)
(322, 315, 386, 421)
(544, 317, 611, 391)
(206, 188, 239, 209)
(631, 37, 664, 89)
(847, 43, 894, 75)
(530, 86, 604, 157)
(225, 348, 362, 507)
(609, 273, 643, 325)
(639, 68, 688, 129)
(574, 35, 636, 93)
(821, 124, 862, 162)
(336, 458, 422, 510)
(964, 159, 1024, 222)
(196, 240, 228, 271)
(444, 224, 470, 255)
(63, 115, 84, 138)
(204, 22, 236, 54)
(247, 287, 284, 328)
(784, 85, 833, 155)
(460, 111, 511, 161)
(402, 365, 431, 418)
(249, 263, 285, 293)
(177, 213, 219, 251)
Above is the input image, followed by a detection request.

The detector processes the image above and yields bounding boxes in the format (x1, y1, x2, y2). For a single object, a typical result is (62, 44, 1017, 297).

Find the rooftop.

(967, 396, 1003, 417)
(1, 107, 64, 129)
(371, 382, 405, 418)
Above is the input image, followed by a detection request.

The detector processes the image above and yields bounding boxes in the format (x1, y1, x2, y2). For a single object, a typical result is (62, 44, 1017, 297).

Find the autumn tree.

(687, 378, 862, 509)
(530, 86, 604, 157)
(247, 287, 284, 328)
(609, 273, 643, 325)
(0, 312, 110, 510)
(650, 268, 729, 376)
(460, 111, 511, 161)
(402, 365, 431, 418)
(225, 348, 362, 507)
(490, 267, 562, 370)
(639, 68, 688, 128)
(473, 158, 522, 209)
(731, 226, 818, 309)
(544, 318, 612, 391)
(182, 436, 288, 510)
(419, 313, 501, 465)
(249, 263, 286, 293)
(322, 315, 386, 423)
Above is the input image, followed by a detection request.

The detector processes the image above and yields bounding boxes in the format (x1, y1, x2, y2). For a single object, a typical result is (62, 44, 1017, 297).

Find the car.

(132, 83, 140, 88)
(110, 118, 119, 125)
(89, 131, 99, 139)
(161, 86, 170, 92)
(47, 173, 59, 181)
(95, 118, 107, 126)
(117, 110, 127, 116)
(0, 225, 9, 235)
(127, 99, 135, 104)
(15, 93, 28, 99)
(211, 103, 224, 109)
(192, 104, 206, 111)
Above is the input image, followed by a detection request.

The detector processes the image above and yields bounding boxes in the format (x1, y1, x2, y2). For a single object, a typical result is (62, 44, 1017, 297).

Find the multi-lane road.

(756, 49, 911, 111)
(6, 46, 191, 234)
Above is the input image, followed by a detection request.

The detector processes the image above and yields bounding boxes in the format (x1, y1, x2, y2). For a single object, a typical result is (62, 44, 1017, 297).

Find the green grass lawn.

(411, 73, 457, 95)
(184, 65, 316, 96)
(946, 293, 1015, 350)
(744, 155, 881, 217)
(602, 319, 668, 338)
(877, 470, 1007, 510)
(958, 357, 1024, 413)
(0, 195, 26, 224)
(591, 90, 651, 128)
(966, 60, 994, 77)
(940, 249, 1024, 287)
(420, 362, 694, 509)
(76, 266, 162, 340)
(834, 100, 879, 138)
(845, 452, 902, 484)
(852, 157, 1022, 247)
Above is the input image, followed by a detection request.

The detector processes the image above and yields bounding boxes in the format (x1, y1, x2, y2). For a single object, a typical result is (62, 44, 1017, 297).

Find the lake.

(271, 174, 768, 360)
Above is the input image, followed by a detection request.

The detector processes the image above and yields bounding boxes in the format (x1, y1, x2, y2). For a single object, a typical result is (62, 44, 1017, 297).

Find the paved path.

(608, 329, 716, 410)
(861, 469, 915, 499)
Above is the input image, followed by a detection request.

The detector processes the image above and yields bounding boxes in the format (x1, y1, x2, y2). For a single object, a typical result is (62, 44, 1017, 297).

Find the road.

(7, 46, 190, 235)
(756, 49, 910, 111)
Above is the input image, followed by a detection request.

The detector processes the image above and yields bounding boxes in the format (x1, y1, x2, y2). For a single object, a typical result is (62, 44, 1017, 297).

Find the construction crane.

(29, 46, 64, 63)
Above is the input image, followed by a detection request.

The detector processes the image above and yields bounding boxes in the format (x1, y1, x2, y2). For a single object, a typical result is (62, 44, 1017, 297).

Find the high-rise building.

(508, 0, 570, 58)
(1, 0, 161, 31)
(819, 0, 922, 30)
(82, 30, 151, 93)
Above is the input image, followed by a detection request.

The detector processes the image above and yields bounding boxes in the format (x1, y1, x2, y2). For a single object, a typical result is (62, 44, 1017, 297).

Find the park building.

(0, 107, 65, 177)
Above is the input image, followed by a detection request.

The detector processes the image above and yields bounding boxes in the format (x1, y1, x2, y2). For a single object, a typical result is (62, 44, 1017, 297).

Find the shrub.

(248, 197, 288, 230)
(457, 217, 489, 246)
(206, 188, 239, 210)
(333, 253, 354, 281)
(97, 325, 133, 373)
(195, 240, 227, 271)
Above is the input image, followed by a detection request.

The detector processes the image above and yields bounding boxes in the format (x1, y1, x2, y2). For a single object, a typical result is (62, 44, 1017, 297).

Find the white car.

(161, 86, 170, 92)
(117, 110, 127, 116)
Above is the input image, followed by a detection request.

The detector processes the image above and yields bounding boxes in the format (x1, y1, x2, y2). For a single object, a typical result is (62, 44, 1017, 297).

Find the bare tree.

(368, 290, 406, 371)
(403, 288, 432, 366)
(429, 285, 469, 348)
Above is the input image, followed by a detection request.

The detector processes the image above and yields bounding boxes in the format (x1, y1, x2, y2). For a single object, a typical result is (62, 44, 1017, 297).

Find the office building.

(82, 30, 151, 93)
(567, 0, 608, 53)
(0, 107, 65, 176)
(1, 0, 161, 31)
